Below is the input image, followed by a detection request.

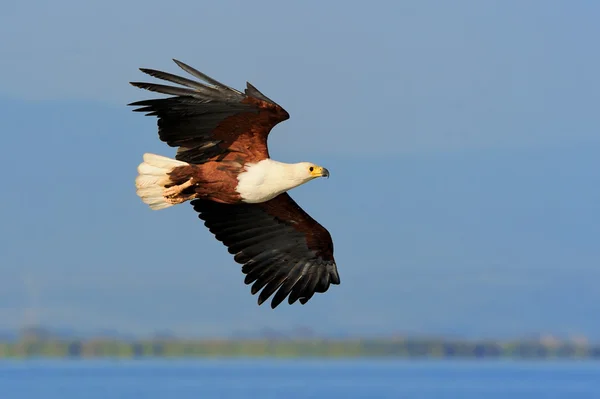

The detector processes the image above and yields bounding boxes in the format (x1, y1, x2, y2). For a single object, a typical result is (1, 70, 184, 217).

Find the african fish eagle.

(130, 59, 340, 309)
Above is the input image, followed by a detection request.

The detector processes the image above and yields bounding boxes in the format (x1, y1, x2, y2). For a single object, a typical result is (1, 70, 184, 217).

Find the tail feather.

(135, 153, 189, 210)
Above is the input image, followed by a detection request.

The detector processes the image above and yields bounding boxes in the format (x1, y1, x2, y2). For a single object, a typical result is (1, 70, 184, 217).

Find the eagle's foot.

(163, 179, 194, 204)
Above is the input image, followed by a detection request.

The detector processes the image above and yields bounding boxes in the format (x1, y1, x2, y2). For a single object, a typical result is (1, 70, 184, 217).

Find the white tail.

(135, 153, 189, 210)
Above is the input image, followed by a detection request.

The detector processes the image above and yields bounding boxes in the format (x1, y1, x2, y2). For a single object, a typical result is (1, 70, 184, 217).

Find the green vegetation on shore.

(1, 336, 599, 359)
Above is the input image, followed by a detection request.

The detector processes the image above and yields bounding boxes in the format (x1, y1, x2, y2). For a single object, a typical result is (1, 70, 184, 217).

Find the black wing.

(192, 193, 340, 308)
(129, 59, 289, 164)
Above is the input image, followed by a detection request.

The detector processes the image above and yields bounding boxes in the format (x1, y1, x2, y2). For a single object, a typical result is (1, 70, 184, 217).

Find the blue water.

(1, 359, 599, 398)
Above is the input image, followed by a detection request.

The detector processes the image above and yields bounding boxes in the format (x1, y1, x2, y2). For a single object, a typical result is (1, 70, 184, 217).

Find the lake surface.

(1, 359, 599, 398)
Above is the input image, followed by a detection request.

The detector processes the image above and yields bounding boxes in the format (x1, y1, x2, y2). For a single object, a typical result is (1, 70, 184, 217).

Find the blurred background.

(1, 0, 599, 397)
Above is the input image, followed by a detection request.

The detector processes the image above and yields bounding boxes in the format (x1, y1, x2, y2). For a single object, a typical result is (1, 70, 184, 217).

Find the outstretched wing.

(129, 59, 289, 164)
(192, 193, 340, 308)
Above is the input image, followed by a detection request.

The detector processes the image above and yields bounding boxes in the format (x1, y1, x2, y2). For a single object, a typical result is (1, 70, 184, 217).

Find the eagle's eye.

(309, 167, 314, 172)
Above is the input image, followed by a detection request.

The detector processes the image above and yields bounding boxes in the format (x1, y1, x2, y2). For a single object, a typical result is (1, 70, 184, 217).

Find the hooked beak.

(310, 166, 330, 179)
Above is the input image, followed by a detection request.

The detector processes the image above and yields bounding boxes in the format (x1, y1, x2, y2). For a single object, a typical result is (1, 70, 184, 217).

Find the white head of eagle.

(236, 159, 330, 204)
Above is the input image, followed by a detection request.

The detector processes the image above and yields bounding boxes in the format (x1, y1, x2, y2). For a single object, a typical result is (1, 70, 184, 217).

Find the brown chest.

(191, 161, 246, 204)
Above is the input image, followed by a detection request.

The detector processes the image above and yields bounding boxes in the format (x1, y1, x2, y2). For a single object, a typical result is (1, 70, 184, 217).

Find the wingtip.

(256, 294, 280, 309)
(331, 271, 341, 285)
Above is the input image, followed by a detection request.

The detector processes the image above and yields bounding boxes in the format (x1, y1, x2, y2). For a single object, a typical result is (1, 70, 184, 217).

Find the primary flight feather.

(130, 59, 340, 309)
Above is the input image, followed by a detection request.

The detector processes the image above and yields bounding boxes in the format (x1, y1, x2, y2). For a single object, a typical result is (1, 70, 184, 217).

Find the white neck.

(236, 159, 313, 203)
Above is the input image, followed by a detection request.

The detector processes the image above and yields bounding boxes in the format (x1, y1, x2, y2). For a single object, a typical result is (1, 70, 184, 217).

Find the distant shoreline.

(2, 337, 599, 359)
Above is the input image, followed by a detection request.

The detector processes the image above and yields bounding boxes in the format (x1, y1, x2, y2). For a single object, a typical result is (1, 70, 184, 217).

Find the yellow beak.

(311, 166, 330, 178)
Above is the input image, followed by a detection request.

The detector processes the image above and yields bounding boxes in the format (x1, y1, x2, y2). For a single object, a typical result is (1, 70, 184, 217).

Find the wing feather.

(172, 59, 243, 95)
(129, 59, 289, 164)
(191, 193, 339, 308)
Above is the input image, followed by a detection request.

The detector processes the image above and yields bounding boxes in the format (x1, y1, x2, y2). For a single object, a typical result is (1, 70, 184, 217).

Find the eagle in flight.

(129, 59, 340, 309)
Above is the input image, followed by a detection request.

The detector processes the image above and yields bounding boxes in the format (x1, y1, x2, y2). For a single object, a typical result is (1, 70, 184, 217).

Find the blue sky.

(1, 0, 599, 338)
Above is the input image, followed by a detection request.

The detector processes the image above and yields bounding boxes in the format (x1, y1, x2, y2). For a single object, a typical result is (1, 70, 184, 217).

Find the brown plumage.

(130, 59, 339, 308)
(130, 60, 288, 165)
